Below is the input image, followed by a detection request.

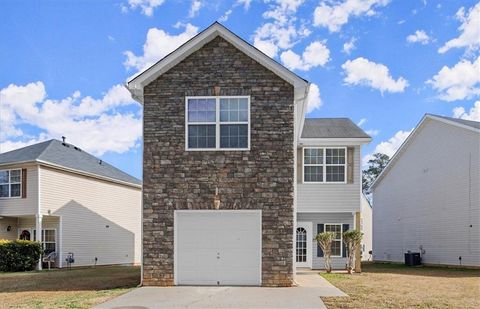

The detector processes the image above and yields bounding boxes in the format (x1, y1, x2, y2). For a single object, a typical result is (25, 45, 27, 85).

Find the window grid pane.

(304, 166, 323, 182)
(304, 148, 323, 164)
(0, 171, 9, 184)
(188, 125, 216, 149)
(220, 98, 248, 122)
(325, 224, 342, 256)
(220, 124, 248, 149)
(326, 166, 345, 182)
(188, 98, 216, 122)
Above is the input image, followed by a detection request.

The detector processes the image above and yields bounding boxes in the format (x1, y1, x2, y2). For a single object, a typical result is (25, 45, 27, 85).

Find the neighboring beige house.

(0, 139, 141, 269)
(360, 194, 372, 261)
(372, 114, 480, 267)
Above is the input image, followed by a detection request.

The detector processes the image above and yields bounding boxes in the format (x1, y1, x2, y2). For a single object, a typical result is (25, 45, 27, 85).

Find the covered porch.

(0, 215, 62, 269)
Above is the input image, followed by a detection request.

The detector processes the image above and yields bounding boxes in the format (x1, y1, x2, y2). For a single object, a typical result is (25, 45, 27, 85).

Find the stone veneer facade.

(142, 36, 295, 287)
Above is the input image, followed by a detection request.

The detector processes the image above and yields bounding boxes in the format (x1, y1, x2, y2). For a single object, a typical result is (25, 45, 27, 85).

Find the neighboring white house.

(360, 194, 372, 261)
(0, 139, 142, 269)
(371, 114, 480, 267)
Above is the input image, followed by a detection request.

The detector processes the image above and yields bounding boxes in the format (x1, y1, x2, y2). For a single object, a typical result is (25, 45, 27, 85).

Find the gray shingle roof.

(0, 140, 141, 186)
(301, 118, 371, 139)
(428, 114, 480, 130)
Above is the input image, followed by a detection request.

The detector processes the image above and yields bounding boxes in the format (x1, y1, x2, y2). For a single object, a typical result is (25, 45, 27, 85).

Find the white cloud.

(427, 56, 480, 101)
(0, 82, 142, 156)
(342, 57, 409, 93)
(406, 30, 431, 45)
(365, 129, 379, 136)
(313, 0, 390, 32)
(280, 40, 330, 71)
(343, 37, 356, 54)
(237, 0, 252, 10)
(452, 101, 480, 121)
(123, 0, 165, 16)
(439, 3, 480, 54)
(357, 118, 367, 126)
(362, 128, 412, 166)
(306, 83, 323, 113)
(124, 24, 199, 72)
(189, 0, 202, 18)
(219, 9, 233, 22)
(252, 0, 309, 58)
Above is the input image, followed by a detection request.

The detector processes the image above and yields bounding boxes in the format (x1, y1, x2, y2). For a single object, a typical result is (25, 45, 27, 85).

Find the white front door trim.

(296, 221, 312, 268)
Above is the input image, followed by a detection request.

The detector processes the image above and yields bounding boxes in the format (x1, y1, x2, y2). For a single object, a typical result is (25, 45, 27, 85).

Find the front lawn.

(321, 262, 480, 308)
(0, 265, 140, 308)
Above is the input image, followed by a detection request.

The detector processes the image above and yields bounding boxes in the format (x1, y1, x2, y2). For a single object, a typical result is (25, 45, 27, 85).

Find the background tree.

(315, 232, 335, 273)
(362, 153, 390, 197)
(343, 230, 363, 274)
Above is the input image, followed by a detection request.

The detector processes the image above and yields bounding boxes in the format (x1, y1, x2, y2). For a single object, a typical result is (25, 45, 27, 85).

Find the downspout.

(293, 83, 310, 283)
(36, 164, 43, 270)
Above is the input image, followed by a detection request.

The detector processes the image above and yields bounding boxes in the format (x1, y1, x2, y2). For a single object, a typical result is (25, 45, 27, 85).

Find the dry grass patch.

(0, 265, 140, 309)
(321, 263, 480, 309)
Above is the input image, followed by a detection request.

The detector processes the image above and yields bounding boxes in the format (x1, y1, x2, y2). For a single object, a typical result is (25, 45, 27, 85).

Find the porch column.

(35, 214, 42, 270)
(354, 211, 362, 273)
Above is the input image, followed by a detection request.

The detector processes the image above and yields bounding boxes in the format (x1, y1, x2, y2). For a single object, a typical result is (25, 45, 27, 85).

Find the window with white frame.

(325, 224, 342, 257)
(186, 97, 250, 150)
(303, 148, 346, 183)
(33, 229, 56, 254)
(0, 169, 21, 198)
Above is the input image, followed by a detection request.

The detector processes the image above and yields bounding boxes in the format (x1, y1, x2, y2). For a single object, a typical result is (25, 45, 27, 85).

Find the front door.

(296, 222, 312, 268)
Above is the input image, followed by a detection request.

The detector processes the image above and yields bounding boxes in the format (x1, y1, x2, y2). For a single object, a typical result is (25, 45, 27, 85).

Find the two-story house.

(296, 119, 371, 269)
(0, 139, 141, 269)
(126, 22, 370, 287)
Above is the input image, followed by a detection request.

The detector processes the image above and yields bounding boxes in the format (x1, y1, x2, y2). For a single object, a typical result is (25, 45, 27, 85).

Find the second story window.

(303, 147, 346, 183)
(0, 169, 21, 198)
(186, 96, 250, 150)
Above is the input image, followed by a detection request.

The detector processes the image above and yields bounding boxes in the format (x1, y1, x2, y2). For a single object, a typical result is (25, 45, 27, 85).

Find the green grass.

(0, 266, 140, 309)
(320, 262, 480, 309)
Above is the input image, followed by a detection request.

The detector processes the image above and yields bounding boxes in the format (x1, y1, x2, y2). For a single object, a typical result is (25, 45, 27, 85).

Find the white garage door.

(175, 210, 262, 286)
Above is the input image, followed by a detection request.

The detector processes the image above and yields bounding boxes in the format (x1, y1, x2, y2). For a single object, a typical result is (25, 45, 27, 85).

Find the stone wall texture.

(142, 36, 295, 287)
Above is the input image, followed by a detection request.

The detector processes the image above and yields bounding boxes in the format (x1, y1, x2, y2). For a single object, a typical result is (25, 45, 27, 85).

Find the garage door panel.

(175, 211, 261, 286)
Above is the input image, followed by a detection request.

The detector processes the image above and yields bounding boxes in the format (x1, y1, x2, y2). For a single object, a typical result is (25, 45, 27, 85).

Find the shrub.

(315, 232, 336, 273)
(0, 239, 42, 272)
(343, 230, 363, 274)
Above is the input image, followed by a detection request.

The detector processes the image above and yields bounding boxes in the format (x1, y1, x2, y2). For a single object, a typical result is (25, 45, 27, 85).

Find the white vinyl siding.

(373, 119, 480, 267)
(297, 145, 361, 212)
(39, 166, 141, 267)
(0, 164, 38, 216)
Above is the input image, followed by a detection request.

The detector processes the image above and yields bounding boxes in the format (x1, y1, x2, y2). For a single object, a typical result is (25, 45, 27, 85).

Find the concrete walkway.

(95, 272, 346, 309)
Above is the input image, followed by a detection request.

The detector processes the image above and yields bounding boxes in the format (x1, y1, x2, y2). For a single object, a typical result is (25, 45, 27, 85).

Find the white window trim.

(0, 168, 22, 199)
(324, 223, 343, 258)
(30, 228, 57, 253)
(185, 96, 251, 151)
(302, 147, 347, 184)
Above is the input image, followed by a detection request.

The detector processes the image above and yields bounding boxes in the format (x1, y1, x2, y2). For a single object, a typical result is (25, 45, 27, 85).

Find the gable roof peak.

(126, 22, 309, 104)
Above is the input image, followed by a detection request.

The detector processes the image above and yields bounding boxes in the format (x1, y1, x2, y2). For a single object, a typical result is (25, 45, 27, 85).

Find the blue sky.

(1, 0, 479, 179)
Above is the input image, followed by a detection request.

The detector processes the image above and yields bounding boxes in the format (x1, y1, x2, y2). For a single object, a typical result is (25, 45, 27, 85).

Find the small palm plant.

(315, 232, 335, 273)
(343, 230, 363, 274)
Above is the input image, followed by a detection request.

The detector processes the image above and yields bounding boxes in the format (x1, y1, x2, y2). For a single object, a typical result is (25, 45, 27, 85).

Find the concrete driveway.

(95, 272, 346, 309)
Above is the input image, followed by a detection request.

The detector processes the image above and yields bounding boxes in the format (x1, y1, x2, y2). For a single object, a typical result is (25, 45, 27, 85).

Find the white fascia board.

(126, 23, 308, 104)
(298, 137, 372, 146)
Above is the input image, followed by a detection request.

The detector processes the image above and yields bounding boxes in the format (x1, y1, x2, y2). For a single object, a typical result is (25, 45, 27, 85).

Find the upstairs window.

(0, 169, 21, 198)
(186, 96, 250, 150)
(303, 147, 346, 183)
